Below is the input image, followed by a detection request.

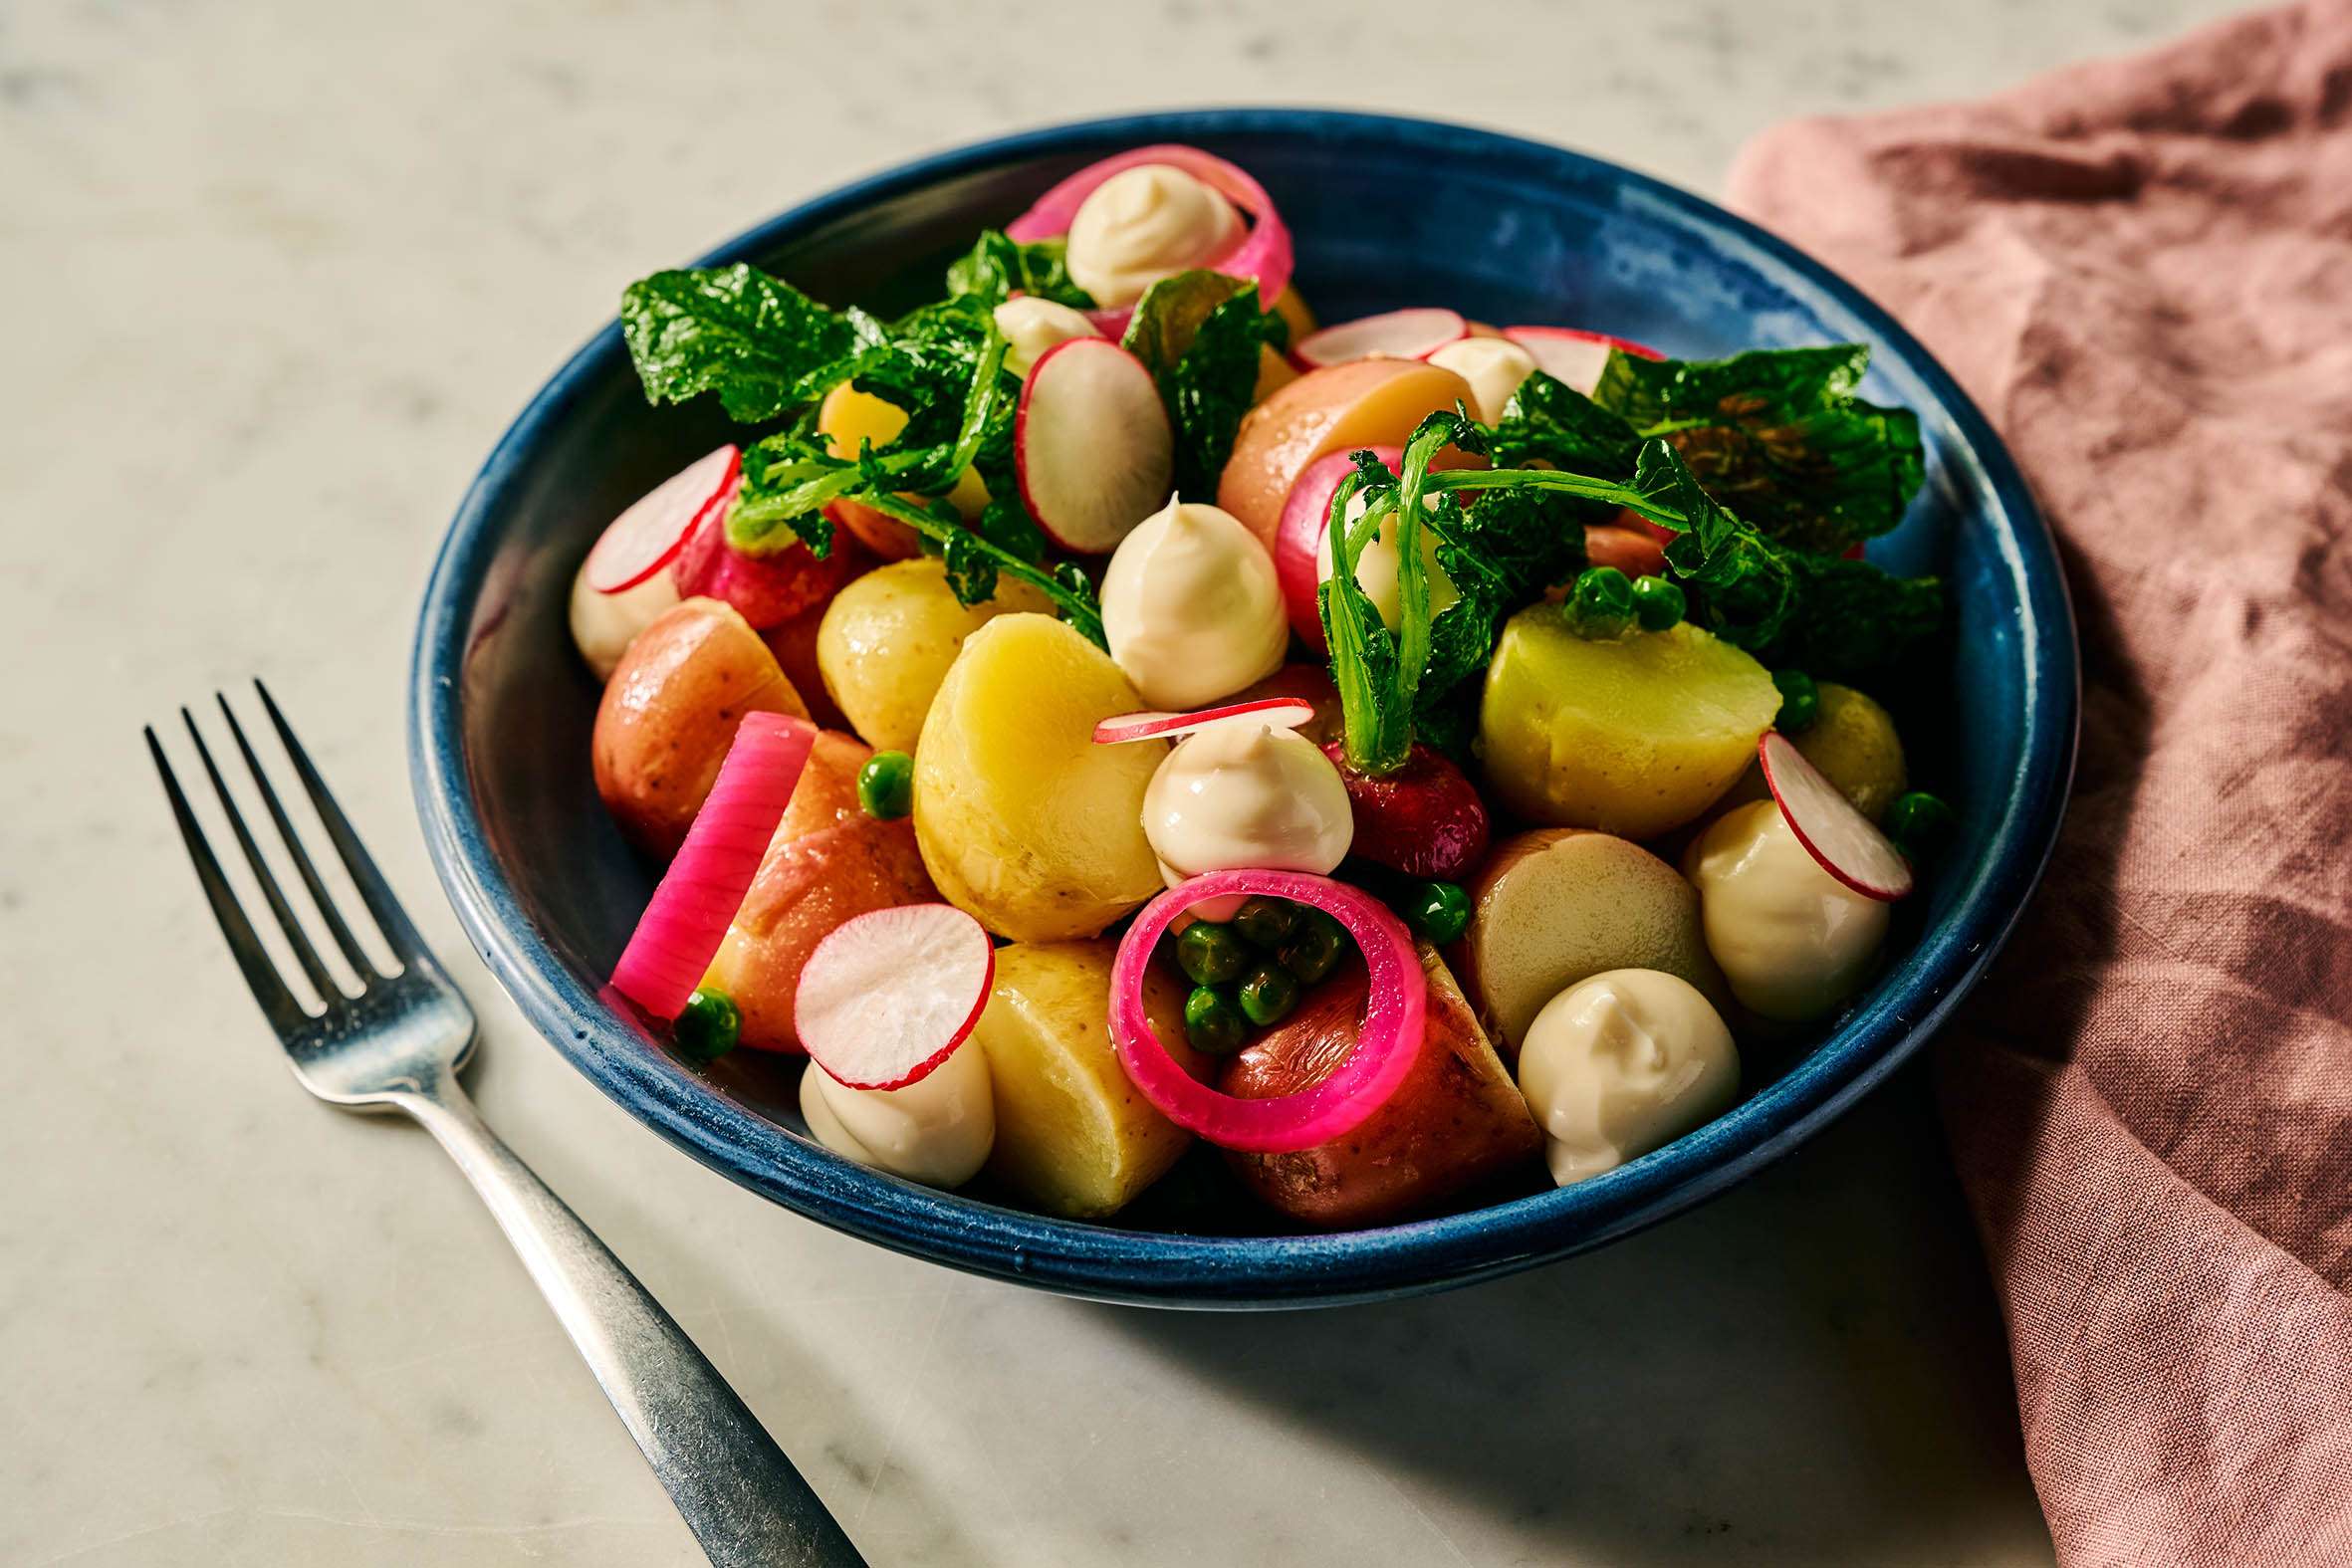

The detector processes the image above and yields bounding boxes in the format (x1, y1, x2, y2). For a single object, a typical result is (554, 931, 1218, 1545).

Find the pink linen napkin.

(1728, 4, 2352, 1562)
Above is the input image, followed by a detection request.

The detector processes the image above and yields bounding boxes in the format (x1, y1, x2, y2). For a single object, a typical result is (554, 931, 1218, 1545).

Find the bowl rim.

(409, 108, 2077, 1307)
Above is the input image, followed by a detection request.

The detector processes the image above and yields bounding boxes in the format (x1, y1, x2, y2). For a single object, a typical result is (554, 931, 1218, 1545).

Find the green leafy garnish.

(1486, 371, 1643, 479)
(621, 265, 870, 422)
(1594, 343, 1924, 555)
(945, 230, 1094, 310)
(1122, 270, 1280, 501)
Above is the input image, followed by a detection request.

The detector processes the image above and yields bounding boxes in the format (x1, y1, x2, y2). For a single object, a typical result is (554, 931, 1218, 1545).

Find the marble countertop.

(2, 1, 2240, 1562)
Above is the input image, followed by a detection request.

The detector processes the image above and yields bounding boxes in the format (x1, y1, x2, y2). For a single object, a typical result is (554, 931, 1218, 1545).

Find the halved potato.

(912, 614, 1165, 942)
(1216, 358, 1478, 552)
(816, 558, 1051, 755)
(817, 382, 992, 560)
(592, 597, 809, 857)
(1220, 947, 1540, 1229)
(1455, 828, 1726, 1056)
(1478, 610, 1778, 839)
(974, 941, 1199, 1219)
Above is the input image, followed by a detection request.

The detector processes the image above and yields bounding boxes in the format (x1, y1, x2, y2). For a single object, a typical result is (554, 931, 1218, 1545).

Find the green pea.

(1771, 669, 1821, 732)
(856, 751, 914, 819)
(1176, 921, 1248, 987)
(1407, 880, 1472, 945)
(1630, 574, 1686, 631)
(1278, 910, 1346, 985)
(1183, 985, 1248, 1055)
(1233, 896, 1298, 950)
(1565, 566, 1635, 639)
(1885, 790, 1957, 862)
(673, 987, 741, 1064)
(1237, 962, 1301, 1027)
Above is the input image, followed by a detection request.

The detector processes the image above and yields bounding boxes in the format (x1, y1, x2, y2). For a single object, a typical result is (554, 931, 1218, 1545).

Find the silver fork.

(148, 682, 866, 1568)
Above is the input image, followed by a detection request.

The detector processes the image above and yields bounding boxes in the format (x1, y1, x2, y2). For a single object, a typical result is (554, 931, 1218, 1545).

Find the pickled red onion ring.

(1006, 144, 1294, 314)
(610, 712, 817, 1018)
(1110, 869, 1423, 1153)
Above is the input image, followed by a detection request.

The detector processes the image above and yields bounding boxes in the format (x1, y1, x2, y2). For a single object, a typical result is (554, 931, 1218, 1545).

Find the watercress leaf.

(970, 494, 1050, 564)
(945, 231, 1095, 309)
(1594, 344, 1924, 553)
(1632, 439, 1798, 648)
(938, 528, 1001, 606)
(1760, 555, 1946, 683)
(1122, 271, 1274, 501)
(1486, 372, 1643, 477)
(621, 265, 860, 422)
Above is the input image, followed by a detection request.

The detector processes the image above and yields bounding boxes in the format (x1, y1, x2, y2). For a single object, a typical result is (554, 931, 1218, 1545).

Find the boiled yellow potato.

(816, 559, 1050, 755)
(913, 613, 1166, 942)
(1456, 828, 1726, 1056)
(1716, 681, 1909, 823)
(817, 382, 991, 560)
(1478, 610, 1779, 839)
(974, 940, 1199, 1219)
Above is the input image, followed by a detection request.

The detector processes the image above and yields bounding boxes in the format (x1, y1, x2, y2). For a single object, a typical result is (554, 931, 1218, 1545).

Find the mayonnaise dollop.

(1687, 798, 1890, 1022)
(1425, 336, 1538, 425)
(1064, 164, 1244, 307)
(798, 1038, 995, 1189)
(1517, 969, 1740, 1186)
(993, 296, 1100, 378)
(1100, 498, 1288, 709)
(1144, 722, 1353, 893)
(569, 556, 680, 680)
(1314, 491, 1460, 633)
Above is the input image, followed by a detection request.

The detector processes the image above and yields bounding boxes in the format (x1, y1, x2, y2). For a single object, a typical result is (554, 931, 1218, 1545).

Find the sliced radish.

(1759, 732, 1916, 902)
(584, 446, 740, 593)
(1294, 308, 1468, 369)
(1275, 447, 1402, 649)
(1015, 337, 1174, 554)
(1502, 327, 1663, 395)
(796, 904, 996, 1090)
(610, 712, 817, 1018)
(1092, 697, 1314, 746)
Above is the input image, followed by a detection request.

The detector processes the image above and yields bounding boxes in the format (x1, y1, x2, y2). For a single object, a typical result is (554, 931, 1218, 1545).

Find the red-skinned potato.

(1217, 359, 1480, 554)
(593, 597, 810, 858)
(1219, 948, 1540, 1229)
(702, 731, 939, 1051)
(1322, 741, 1490, 881)
(1580, 522, 1669, 581)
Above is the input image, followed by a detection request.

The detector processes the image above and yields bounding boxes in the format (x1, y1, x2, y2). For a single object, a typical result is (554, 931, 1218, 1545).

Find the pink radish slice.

(1015, 337, 1174, 554)
(585, 446, 741, 593)
(1275, 447, 1403, 649)
(1758, 732, 1916, 901)
(1092, 697, 1314, 746)
(610, 712, 818, 1018)
(1294, 309, 1469, 369)
(795, 904, 995, 1090)
(1005, 144, 1294, 312)
(1501, 327, 1664, 395)
(1111, 869, 1425, 1154)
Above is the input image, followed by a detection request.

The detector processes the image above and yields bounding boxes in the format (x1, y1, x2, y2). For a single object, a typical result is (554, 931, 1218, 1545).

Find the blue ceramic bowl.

(410, 111, 2075, 1308)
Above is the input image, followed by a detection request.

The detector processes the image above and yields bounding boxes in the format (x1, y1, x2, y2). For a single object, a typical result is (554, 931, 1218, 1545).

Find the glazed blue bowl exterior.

(410, 111, 2075, 1308)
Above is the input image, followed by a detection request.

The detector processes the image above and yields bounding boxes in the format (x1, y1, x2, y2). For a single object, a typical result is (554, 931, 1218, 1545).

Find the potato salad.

(577, 144, 1958, 1230)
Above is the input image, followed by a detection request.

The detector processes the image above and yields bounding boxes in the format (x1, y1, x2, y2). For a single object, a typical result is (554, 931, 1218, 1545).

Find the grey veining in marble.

(2, 0, 2242, 1562)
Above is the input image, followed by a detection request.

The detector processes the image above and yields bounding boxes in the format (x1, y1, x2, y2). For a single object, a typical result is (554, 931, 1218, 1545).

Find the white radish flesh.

(796, 904, 996, 1090)
(1014, 338, 1175, 554)
(1294, 308, 1469, 368)
(1758, 732, 1916, 901)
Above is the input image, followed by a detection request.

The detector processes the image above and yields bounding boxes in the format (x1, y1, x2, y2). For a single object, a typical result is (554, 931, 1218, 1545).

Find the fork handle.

(400, 1081, 867, 1568)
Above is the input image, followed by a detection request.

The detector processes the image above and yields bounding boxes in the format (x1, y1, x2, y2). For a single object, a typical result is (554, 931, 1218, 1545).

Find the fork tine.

(252, 680, 434, 967)
(215, 694, 381, 984)
(181, 707, 344, 1005)
(147, 727, 309, 1034)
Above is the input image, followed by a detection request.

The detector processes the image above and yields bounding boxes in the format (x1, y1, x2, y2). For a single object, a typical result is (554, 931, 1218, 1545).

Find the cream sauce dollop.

(1686, 798, 1890, 1022)
(1064, 163, 1244, 307)
(1516, 968, 1739, 1186)
(798, 1038, 996, 1189)
(1100, 497, 1288, 709)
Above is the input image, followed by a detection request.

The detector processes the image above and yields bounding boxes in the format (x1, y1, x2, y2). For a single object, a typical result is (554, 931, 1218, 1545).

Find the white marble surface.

(2, 0, 2245, 1562)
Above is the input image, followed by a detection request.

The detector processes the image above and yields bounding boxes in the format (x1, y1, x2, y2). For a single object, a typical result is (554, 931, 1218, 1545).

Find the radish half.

(1015, 337, 1174, 554)
(1092, 697, 1314, 746)
(584, 446, 741, 593)
(1758, 732, 1916, 902)
(1294, 309, 1468, 369)
(795, 904, 996, 1090)
(1501, 327, 1663, 395)
(1275, 447, 1403, 648)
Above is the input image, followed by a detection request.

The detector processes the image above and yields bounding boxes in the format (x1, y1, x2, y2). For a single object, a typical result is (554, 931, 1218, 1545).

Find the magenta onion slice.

(1091, 697, 1314, 746)
(1005, 143, 1294, 313)
(797, 904, 996, 1090)
(1111, 869, 1425, 1154)
(1757, 732, 1915, 902)
(1294, 308, 1469, 369)
(1500, 327, 1662, 395)
(609, 712, 817, 1018)
(584, 446, 740, 593)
